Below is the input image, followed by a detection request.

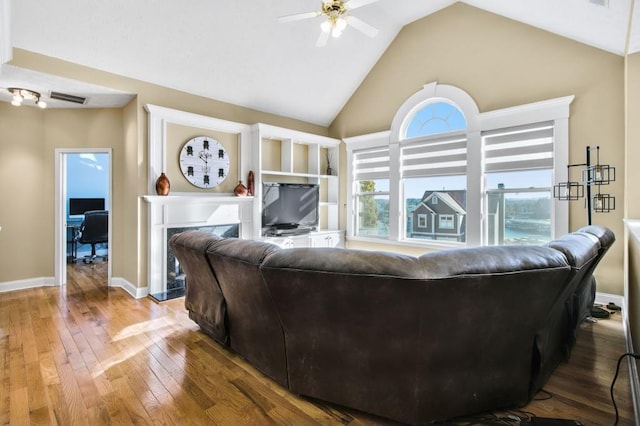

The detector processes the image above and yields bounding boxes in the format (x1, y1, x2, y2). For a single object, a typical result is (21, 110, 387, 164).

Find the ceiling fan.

(279, 0, 381, 47)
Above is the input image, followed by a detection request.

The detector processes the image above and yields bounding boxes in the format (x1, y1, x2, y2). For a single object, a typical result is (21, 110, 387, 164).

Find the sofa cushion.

(205, 238, 288, 386)
(169, 231, 227, 344)
(418, 245, 569, 277)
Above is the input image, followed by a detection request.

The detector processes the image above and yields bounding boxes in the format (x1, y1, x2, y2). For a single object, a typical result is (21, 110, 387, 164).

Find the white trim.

(344, 131, 391, 239)
(480, 95, 575, 130)
(389, 82, 481, 143)
(0, 277, 56, 293)
(144, 104, 253, 196)
(0, 0, 11, 64)
(110, 277, 148, 299)
(624, 311, 640, 425)
(0, 276, 147, 300)
(343, 130, 390, 150)
(54, 148, 113, 287)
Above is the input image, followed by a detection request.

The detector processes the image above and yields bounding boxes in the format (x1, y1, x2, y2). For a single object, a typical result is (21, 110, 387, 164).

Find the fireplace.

(143, 194, 254, 302)
(154, 224, 239, 302)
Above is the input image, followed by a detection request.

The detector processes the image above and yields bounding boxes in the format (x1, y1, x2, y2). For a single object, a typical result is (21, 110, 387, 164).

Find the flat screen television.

(262, 183, 319, 235)
(69, 197, 106, 217)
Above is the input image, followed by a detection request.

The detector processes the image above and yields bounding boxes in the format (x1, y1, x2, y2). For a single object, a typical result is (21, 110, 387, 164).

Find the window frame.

(344, 83, 573, 249)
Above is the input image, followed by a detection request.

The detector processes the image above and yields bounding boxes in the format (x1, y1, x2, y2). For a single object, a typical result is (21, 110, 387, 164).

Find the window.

(352, 146, 390, 238)
(483, 124, 555, 245)
(439, 214, 454, 229)
(401, 126, 468, 242)
(406, 101, 467, 138)
(344, 83, 571, 247)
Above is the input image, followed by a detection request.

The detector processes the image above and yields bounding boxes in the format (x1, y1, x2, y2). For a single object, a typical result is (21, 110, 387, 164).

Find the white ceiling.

(3, 0, 639, 126)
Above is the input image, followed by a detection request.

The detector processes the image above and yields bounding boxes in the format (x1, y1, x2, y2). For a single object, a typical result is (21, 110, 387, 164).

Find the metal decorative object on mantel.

(553, 146, 615, 226)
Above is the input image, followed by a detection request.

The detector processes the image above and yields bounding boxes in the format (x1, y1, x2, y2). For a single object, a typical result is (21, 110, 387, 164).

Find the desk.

(66, 222, 81, 263)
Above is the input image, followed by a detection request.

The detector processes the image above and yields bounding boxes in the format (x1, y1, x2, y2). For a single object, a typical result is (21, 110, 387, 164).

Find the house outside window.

(344, 82, 571, 248)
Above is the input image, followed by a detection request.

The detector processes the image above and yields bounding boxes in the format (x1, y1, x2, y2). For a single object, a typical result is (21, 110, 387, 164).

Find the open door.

(55, 149, 112, 286)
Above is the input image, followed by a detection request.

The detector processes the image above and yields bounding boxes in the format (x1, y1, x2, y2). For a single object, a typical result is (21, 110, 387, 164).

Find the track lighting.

(7, 87, 47, 108)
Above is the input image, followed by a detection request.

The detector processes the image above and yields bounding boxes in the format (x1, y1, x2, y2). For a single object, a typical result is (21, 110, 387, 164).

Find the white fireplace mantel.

(143, 194, 255, 295)
(144, 104, 255, 296)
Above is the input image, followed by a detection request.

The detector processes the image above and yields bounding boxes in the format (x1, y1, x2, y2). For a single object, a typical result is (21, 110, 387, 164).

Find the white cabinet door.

(309, 232, 343, 248)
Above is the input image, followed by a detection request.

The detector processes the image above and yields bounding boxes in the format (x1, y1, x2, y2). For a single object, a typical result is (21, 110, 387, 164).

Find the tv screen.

(69, 197, 106, 216)
(262, 183, 319, 233)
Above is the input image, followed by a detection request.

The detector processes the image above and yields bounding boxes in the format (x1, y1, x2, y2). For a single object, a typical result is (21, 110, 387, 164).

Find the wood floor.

(0, 262, 635, 425)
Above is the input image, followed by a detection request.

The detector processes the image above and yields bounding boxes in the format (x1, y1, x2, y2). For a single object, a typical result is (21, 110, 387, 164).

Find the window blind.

(400, 134, 467, 178)
(353, 146, 390, 181)
(483, 122, 554, 173)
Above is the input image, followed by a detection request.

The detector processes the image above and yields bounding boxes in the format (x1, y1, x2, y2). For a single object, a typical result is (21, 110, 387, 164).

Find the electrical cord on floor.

(533, 389, 553, 401)
(611, 352, 640, 425)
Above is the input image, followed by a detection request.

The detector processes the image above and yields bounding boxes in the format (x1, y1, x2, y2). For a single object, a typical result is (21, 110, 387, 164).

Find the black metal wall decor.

(553, 146, 615, 225)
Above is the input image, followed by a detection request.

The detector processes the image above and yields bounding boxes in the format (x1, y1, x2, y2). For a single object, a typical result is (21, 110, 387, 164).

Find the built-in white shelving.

(251, 123, 341, 238)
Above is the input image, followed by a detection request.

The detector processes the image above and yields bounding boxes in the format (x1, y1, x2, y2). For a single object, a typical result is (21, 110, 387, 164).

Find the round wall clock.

(179, 136, 230, 189)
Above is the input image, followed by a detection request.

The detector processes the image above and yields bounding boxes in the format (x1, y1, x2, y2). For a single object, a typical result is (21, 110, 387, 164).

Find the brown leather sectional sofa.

(169, 225, 614, 424)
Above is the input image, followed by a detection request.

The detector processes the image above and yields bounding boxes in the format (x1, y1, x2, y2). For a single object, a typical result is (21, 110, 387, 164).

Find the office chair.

(76, 210, 109, 263)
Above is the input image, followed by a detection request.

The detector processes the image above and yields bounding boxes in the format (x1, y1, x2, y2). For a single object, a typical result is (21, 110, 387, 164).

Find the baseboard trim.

(0, 276, 148, 300)
(622, 303, 640, 425)
(595, 292, 624, 307)
(110, 277, 149, 299)
(0, 276, 56, 293)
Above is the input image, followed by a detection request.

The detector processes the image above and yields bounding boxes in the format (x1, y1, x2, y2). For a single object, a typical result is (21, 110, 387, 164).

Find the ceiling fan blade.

(347, 16, 379, 38)
(345, 0, 381, 10)
(278, 11, 321, 23)
(316, 31, 330, 47)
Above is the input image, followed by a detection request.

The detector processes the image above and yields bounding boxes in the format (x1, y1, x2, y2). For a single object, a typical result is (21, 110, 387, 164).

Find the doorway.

(55, 149, 112, 286)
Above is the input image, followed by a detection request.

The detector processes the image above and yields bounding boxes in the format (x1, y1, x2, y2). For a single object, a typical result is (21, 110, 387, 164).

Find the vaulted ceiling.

(1, 0, 638, 126)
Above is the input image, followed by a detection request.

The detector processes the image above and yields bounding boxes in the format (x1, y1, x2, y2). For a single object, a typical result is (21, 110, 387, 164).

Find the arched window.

(405, 101, 467, 139)
(345, 82, 571, 248)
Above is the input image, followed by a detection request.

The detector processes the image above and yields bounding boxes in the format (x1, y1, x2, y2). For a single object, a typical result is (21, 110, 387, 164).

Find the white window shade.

(353, 147, 390, 181)
(483, 122, 554, 173)
(401, 134, 467, 178)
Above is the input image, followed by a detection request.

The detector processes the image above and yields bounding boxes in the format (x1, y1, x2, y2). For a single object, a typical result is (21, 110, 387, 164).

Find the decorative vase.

(247, 171, 255, 196)
(155, 172, 170, 196)
(326, 166, 333, 176)
(234, 180, 248, 197)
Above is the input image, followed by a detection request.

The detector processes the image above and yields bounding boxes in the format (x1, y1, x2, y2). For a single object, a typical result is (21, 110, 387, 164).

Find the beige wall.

(330, 3, 626, 295)
(0, 104, 124, 283)
(2, 49, 329, 290)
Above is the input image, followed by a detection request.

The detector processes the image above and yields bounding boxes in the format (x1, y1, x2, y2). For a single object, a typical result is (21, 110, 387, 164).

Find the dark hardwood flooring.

(0, 261, 635, 425)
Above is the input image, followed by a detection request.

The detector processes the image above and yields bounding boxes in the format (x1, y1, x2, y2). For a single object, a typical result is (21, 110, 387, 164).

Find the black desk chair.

(76, 210, 109, 263)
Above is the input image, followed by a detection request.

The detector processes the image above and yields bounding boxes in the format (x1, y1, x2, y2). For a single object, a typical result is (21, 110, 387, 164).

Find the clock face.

(179, 136, 230, 189)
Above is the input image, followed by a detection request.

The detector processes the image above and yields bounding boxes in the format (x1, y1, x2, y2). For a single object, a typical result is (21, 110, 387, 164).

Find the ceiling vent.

(49, 91, 87, 105)
(589, 0, 609, 7)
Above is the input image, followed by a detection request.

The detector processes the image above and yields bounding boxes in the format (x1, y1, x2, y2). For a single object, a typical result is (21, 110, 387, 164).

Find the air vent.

(49, 91, 87, 105)
(589, 0, 609, 7)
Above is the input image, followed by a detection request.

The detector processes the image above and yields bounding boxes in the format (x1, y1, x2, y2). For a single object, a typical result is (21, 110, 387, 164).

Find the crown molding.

(0, 0, 11, 64)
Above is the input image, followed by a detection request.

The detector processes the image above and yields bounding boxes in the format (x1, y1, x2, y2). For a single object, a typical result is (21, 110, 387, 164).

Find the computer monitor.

(69, 197, 106, 217)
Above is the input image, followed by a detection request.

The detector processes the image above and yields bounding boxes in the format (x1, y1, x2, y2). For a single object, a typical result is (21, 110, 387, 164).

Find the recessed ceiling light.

(589, 0, 609, 8)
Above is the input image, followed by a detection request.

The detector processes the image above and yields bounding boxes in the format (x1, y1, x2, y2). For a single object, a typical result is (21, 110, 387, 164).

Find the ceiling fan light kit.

(279, 0, 380, 47)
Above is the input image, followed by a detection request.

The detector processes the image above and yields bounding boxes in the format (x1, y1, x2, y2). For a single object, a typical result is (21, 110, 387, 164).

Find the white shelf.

(252, 123, 341, 237)
(261, 170, 319, 179)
